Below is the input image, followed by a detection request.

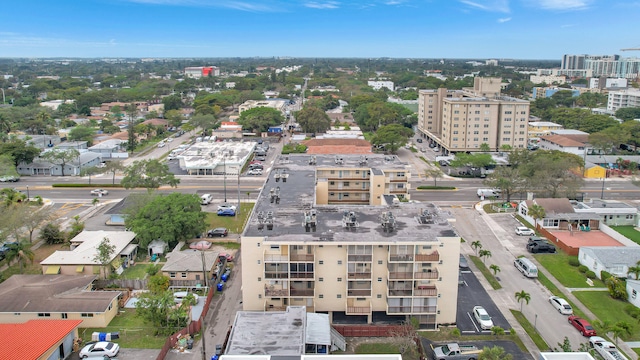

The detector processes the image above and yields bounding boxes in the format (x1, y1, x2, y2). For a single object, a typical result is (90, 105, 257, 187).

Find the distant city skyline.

(1, 0, 639, 59)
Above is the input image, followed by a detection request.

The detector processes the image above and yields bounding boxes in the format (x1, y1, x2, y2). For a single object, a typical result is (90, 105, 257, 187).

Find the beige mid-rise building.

(241, 154, 460, 329)
(417, 77, 530, 154)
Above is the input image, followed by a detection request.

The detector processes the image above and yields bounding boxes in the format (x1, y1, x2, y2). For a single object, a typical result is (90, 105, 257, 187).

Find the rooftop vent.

(309, 156, 317, 165)
(270, 187, 281, 204)
(380, 211, 396, 232)
(418, 208, 435, 225)
(302, 209, 317, 233)
(342, 211, 359, 229)
(257, 210, 274, 231)
(358, 155, 368, 166)
(335, 156, 344, 165)
(274, 169, 289, 183)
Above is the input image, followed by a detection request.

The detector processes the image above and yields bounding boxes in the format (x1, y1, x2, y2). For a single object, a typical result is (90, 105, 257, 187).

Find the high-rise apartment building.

(241, 154, 461, 329)
(417, 77, 530, 154)
(607, 89, 640, 112)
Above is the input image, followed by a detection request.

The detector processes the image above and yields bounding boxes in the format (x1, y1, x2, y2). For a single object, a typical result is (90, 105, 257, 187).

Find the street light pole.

(223, 156, 227, 203)
(26, 185, 29, 201)
(601, 176, 606, 199)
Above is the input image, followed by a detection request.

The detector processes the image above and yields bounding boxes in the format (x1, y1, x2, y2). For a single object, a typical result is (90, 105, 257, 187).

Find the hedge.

(416, 186, 456, 190)
(52, 183, 123, 188)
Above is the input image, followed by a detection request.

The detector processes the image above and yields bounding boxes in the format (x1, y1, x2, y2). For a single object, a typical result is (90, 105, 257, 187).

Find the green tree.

(615, 107, 640, 122)
(425, 167, 444, 187)
(612, 321, 633, 344)
(479, 143, 491, 152)
(605, 276, 628, 300)
(0, 139, 41, 166)
(479, 249, 492, 264)
(4, 241, 35, 273)
(0, 188, 26, 207)
(589, 126, 627, 155)
(125, 103, 138, 151)
(135, 290, 189, 335)
(483, 166, 520, 202)
(68, 126, 96, 145)
(528, 204, 546, 229)
(162, 94, 183, 111)
(471, 241, 482, 256)
(80, 166, 100, 185)
(125, 193, 206, 249)
(515, 290, 531, 312)
(370, 124, 413, 153)
(93, 237, 116, 279)
(295, 106, 332, 134)
(621, 120, 640, 152)
(67, 215, 84, 240)
(148, 274, 170, 294)
(449, 153, 495, 170)
(0, 154, 18, 180)
(13, 204, 53, 243)
(555, 337, 573, 352)
(189, 114, 218, 133)
(628, 261, 640, 280)
(100, 160, 125, 185)
(237, 107, 284, 133)
(479, 345, 513, 360)
(40, 223, 66, 244)
(41, 149, 80, 176)
(490, 264, 501, 276)
(121, 159, 179, 189)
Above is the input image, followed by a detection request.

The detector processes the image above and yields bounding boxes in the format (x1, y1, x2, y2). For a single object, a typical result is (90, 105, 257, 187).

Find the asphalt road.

(453, 208, 586, 350)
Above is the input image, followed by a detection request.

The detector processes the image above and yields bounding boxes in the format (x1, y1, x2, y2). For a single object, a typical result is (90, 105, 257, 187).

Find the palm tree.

(479, 345, 513, 360)
(515, 290, 531, 312)
(4, 241, 35, 273)
(490, 264, 501, 276)
(628, 262, 640, 280)
(479, 249, 492, 264)
(92, 198, 100, 207)
(612, 321, 633, 345)
(593, 320, 613, 336)
(471, 241, 483, 256)
(0, 188, 26, 207)
(528, 204, 546, 230)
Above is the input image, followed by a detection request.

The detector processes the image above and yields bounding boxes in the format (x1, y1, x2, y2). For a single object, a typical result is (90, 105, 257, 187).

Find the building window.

(319, 294, 324, 299)
(258, 277, 261, 281)
(270, 245, 280, 250)
(378, 277, 382, 282)
(319, 260, 324, 265)
(108, 303, 112, 311)
(377, 294, 382, 299)
(337, 277, 342, 282)
(258, 260, 261, 264)
(319, 277, 324, 282)
(258, 294, 262, 299)
(38, 313, 51, 317)
(169, 272, 176, 278)
(181, 272, 187, 278)
(61, 313, 68, 319)
(81, 313, 94, 318)
(329, 181, 335, 185)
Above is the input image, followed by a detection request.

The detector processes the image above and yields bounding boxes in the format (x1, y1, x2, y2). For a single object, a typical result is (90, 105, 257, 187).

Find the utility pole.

(223, 156, 227, 203)
(236, 171, 240, 216)
(200, 250, 207, 360)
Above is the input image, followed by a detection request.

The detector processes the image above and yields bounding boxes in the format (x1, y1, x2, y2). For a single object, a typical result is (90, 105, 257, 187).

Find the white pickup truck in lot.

(589, 337, 628, 360)
(432, 343, 481, 360)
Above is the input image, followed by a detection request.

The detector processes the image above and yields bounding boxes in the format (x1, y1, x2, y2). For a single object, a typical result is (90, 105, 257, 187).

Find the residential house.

(583, 162, 607, 179)
(88, 139, 128, 160)
(57, 140, 88, 151)
(41, 230, 138, 276)
(578, 246, 640, 279)
(527, 121, 563, 140)
(17, 151, 102, 176)
(517, 198, 601, 231)
(0, 275, 120, 327)
(572, 199, 638, 226)
(18, 134, 60, 149)
(0, 319, 82, 360)
(627, 280, 640, 308)
(161, 249, 220, 287)
(538, 133, 590, 156)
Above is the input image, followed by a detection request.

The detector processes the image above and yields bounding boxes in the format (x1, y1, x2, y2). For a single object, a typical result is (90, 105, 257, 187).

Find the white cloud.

(459, 0, 510, 13)
(497, 17, 511, 23)
(123, 0, 277, 12)
(304, 1, 339, 9)
(532, 0, 592, 10)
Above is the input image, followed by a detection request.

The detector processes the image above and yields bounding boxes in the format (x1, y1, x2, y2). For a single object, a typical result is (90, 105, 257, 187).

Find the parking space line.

(467, 312, 480, 332)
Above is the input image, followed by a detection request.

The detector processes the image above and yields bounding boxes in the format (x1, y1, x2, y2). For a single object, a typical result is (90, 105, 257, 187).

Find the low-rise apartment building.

(241, 154, 460, 329)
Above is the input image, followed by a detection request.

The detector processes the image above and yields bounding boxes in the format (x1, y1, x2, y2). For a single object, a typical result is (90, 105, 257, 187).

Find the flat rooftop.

(244, 154, 456, 242)
(179, 141, 256, 170)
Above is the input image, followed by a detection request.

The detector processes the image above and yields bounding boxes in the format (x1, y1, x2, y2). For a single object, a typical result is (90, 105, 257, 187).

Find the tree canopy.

(370, 124, 413, 153)
(237, 107, 284, 133)
(0, 138, 41, 166)
(295, 106, 331, 134)
(121, 159, 179, 189)
(125, 193, 206, 249)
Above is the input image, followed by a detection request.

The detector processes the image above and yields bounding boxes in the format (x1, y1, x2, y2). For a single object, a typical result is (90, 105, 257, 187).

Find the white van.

(201, 194, 213, 205)
(514, 257, 538, 278)
(477, 188, 501, 198)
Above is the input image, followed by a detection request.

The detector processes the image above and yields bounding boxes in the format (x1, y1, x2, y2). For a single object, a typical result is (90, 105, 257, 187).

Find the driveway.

(457, 270, 511, 334)
(421, 338, 533, 360)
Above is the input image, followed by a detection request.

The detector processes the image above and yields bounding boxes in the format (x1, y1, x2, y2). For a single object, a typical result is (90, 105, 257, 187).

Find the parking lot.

(421, 338, 532, 360)
(457, 268, 511, 334)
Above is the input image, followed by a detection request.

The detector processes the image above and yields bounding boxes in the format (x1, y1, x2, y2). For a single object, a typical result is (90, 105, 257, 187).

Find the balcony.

(413, 306, 438, 313)
(265, 305, 287, 311)
(387, 306, 412, 315)
(328, 186, 370, 192)
(389, 189, 408, 194)
(388, 177, 407, 183)
(414, 286, 438, 297)
(347, 289, 371, 297)
(388, 288, 412, 297)
(347, 272, 371, 280)
(348, 254, 372, 262)
(264, 271, 289, 279)
(290, 253, 314, 262)
(290, 289, 314, 297)
(346, 299, 371, 315)
(265, 286, 288, 297)
(264, 254, 288, 262)
(415, 251, 439, 262)
(389, 254, 414, 262)
(414, 269, 438, 279)
(388, 271, 413, 280)
(290, 272, 314, 279)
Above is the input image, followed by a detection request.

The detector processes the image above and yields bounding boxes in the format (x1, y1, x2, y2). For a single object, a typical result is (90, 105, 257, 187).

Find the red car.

(568, 316, 597, 337)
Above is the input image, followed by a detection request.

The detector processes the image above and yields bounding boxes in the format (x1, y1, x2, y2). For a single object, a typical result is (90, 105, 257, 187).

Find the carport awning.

(45, 266, 60, 274)
(76, 265, 84, 273)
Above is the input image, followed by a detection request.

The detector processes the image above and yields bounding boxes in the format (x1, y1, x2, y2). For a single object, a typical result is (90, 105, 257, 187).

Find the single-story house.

(518, 198, 601, 231)
(573, 199, 638, 227)
(627, 279, 640, 309)
(41, 230, 138, 276)
(0, 319, 83, 360)
(578, 246, 640, 279)
(0, 275, 120, 327)
(88, 139, 127, 159)
(161, 249, 220, 287)
(17, 151, 102, 176)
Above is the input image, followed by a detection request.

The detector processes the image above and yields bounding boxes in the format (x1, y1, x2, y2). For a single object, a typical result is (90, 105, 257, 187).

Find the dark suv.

(527, 241, 556, 253)
(207, 228, 228, 238)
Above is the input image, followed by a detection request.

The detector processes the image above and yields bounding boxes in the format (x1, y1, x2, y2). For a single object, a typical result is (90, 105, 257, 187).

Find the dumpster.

(217, 282, 224, 291)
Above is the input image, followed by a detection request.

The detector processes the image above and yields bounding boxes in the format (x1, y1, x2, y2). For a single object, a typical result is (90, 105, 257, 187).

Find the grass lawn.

(205, 203, 254, 235)
(611, 226, 640, 245)
(469, 255, 502, 290)
(356, 343, 400, 354)
(572, 291, 640, 341)
(510, 309, 549, 350)
(120, 263, 153, 280)
(534, 252, 604, 288)
(80, 309, 167, 349)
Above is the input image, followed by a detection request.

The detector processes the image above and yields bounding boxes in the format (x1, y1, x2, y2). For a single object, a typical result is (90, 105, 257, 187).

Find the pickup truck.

(589, 337, 628, 360)
(432, 343, 481, 360)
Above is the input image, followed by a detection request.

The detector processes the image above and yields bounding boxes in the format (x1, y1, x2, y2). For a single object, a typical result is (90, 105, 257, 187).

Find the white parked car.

(79, 341, 120, 358)
(247, 169, 263, 176)
(472, 306, 494, 330)
(549, 296, 573, 315)
(217, 203, 237, 212)
(515, 226, 535, 236)
(90, 189, 109, 196)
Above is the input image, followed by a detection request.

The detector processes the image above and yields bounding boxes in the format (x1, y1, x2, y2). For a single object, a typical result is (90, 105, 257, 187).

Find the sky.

(1, 0, 639, 60)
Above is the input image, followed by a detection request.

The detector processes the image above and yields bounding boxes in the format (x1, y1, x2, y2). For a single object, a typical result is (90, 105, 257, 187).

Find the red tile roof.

(0, 320, 82, 360)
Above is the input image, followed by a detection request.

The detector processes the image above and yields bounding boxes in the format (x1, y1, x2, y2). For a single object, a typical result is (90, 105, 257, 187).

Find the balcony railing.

(414, 287, 438, 297)
(390, 189, 408, 194)
(264, 272, 289, 279)
(347, 254, 372, 262)
(387, 306, 412, 314)
(346, 299, 371, 315)
(415, 251, 440, 262)
(413, 306, 437, 313)
(388, 289, 412, 297)
(388, 271, 413, 280)
(348, 272, 372, 280)
(328, 186, 370, 192)
(290, 289, 314, 297)
(265, 305, 287, 311)
(264, 254, 288, 262)
(264, 286, 288, 297)
(388, 178, 407, 183)
(290, 272, 314, 279)
(347, 289, 371, 297)
(328, 199, 369, 204)
(389, 254, 414, 262)
(414, 270, 438, 279)
(290, 254, 314, 261)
